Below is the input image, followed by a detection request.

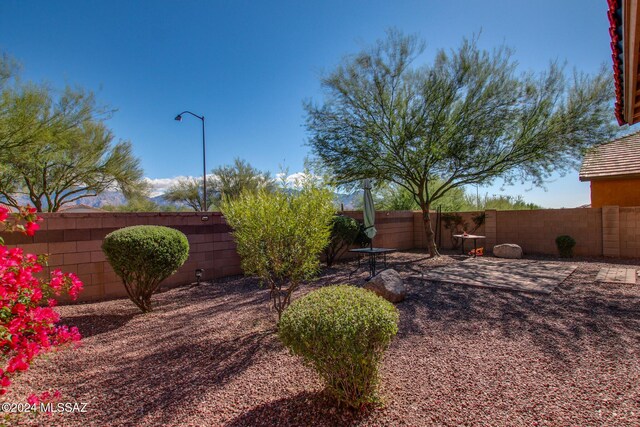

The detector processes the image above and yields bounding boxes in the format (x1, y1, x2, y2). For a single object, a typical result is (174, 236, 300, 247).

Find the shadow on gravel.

(400, 275, 640, 365)
(224, 391, 375, 427)
(90, 329, 279, 426)
(61, 313, 138, 338)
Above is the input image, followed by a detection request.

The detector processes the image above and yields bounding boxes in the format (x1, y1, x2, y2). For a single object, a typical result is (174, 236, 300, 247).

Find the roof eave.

(579, 172, 640, 182)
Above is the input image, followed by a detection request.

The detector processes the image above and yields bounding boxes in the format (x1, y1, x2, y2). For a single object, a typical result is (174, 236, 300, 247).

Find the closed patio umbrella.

(363, 179, 377, 249)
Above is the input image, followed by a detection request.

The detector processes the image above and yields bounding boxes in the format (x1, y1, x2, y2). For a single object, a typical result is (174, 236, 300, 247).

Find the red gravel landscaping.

(3, 252, 639, 426)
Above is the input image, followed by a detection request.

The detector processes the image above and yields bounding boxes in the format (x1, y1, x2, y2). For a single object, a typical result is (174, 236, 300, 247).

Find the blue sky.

(0, 0, 632, 207)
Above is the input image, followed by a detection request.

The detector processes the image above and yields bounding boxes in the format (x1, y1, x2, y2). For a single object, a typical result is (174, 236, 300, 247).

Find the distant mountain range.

(3, 190, 363, 211)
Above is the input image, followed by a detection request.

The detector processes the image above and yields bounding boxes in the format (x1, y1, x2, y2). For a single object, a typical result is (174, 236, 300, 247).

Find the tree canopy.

(0, 53, 145, 211)
(210, 158, 275, 202)
(305, 31, 617, 256)
(163, 177, 210, 211)
(357, 182, 541, 212)
(164, 158, 274, 211)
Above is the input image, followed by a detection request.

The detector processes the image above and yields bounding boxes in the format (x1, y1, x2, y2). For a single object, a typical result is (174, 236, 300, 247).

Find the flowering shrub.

(0, 205, 83, 395)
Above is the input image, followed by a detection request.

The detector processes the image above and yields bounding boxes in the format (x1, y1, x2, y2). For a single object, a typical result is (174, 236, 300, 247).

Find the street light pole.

(201, 116, 206, 212)
(175, 111, 207, 212)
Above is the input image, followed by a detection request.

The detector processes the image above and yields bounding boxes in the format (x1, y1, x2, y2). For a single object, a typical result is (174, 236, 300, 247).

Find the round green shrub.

(279, 285, 399, 408)
(555, 235, 576, 258)
(102, 225, 189, 312)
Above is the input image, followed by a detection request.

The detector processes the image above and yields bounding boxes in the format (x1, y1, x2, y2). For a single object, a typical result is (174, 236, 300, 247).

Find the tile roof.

(607, 0, 625, 125)
(579, 132, 640, 181)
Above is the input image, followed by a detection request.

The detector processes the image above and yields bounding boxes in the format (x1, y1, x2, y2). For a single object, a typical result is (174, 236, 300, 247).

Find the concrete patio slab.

(422, 258, 577, 294)
(595, 267, 637, 284)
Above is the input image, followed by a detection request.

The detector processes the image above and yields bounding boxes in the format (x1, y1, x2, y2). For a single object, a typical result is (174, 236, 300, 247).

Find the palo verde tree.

(305, 31, 617, 256)
(210, 157, 275, 202)
(0, 54, 145, 211)
(164, 158, 274, 211)
(164, 177, 212, 211)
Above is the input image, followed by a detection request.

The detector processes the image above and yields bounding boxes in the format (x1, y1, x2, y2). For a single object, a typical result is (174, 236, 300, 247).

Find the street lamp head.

(174, 114, 182, 122)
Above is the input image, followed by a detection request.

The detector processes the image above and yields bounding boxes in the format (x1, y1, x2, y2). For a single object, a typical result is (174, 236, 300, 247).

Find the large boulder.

(493, 243, 523, 259)
(364, 269, 406, 303)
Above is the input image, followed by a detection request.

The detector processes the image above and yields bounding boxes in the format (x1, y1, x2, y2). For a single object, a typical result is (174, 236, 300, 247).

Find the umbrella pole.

(369, 236, 374, 277)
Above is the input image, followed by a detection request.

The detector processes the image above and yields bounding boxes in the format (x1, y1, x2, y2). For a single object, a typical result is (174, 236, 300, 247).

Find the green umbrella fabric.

(363, 179, 377, 241)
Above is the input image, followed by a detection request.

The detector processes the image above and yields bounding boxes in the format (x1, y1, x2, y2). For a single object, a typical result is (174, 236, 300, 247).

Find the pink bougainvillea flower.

(24, 221, 40, 236)
(0, 210, 83, 395)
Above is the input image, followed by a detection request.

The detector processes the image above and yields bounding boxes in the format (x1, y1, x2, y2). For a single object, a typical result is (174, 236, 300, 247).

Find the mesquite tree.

(305, 31, 617, 256)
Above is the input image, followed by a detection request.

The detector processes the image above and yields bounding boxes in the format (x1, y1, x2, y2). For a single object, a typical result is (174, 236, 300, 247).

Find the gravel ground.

(3, 251, 639, 426)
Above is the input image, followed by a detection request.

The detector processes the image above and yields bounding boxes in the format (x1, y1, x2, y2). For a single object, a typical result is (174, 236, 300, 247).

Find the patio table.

(453, 234, 486, 258)
(348, 247, 396, 280)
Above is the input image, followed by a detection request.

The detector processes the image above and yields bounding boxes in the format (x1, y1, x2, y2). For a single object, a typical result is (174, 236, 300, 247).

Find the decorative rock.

(364, 269, 406, 303)
(493, 243, 523, 259)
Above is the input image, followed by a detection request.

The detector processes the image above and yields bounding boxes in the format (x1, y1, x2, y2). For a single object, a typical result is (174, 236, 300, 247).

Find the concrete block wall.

(491, 208, 603, 257)
(602, 206, 620, 257)
(342, 210, 415, 250)
(412, 211, 485, 251)
(1, 212, 241, 302)
(484, 210, 497, 251)
(620, 207, 640, 257)
(2, 206, 639, 304)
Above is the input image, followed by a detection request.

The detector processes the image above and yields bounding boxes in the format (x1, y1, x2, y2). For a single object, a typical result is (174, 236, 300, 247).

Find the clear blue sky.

(0, 0, 632, 207)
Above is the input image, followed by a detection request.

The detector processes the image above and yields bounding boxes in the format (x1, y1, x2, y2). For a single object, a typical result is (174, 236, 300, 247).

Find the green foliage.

(357, 182, 541, 212)
(102, 197, 181, 212)
(279, 285, 399, 408)
(306, 30, 616, 255)
(555, 235, 576, 258)
(164, 177, 212, 211)
(210, 158, 275, 203)
(354, 222, 373, 247)
(221, 185, 335, 320)
(440, 212, 485, 248)
(470, 194, 542, 211)
(0, 53, 146, 211)
(325, 215, 360, 267)
(163, 158, 274, 212)
(102, 226, 189, 312)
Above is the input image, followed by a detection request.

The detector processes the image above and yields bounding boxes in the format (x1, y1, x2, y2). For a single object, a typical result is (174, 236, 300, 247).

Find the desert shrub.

(102, 225, 189, 312)
(325, 215, 360, 267)
(354, 222, 372, 247)
(442, 212, 465, 248)
(555, 235, 576, 258)
(221, 186, 335, 320)
(279, 285, 399, 408)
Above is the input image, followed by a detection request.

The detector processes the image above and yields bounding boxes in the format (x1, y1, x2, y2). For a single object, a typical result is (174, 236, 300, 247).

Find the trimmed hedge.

(102, 225, 189, 312)
(279, 285, 399, 408)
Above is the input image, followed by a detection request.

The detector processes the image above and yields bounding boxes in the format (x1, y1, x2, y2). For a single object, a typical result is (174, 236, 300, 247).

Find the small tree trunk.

(421, 204, 440, 257)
